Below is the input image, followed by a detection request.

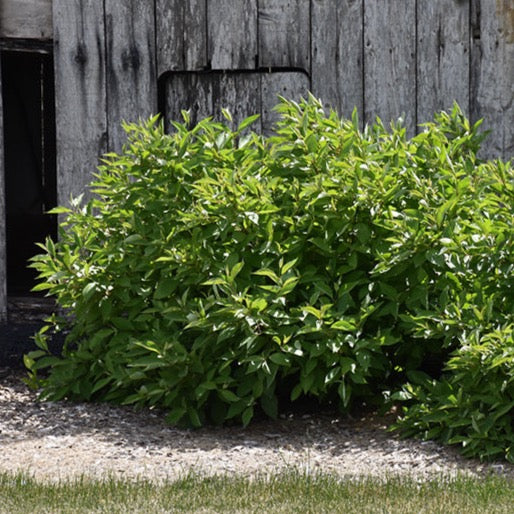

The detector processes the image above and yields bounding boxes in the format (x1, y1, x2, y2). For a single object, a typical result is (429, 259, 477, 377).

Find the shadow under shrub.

(25, 97, 513, 460)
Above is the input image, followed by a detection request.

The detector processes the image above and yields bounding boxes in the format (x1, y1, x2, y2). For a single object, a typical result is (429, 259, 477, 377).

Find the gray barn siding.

(53, 0, 158, 203)
(53, 0, 107, 205)
(311, 0, 363, 122)
(364, 1, 417, 136)
(156, 0, 207, 74)
(207, 0, 258, 69)
(105, 0, 157, 153)
(471, 0, 514, 159)
(258, 0, 310, 69)
(164, 72, 261, 130)
(163, 71, 310, 134)
(50, 0, 514, 205)
(0, 0, 53, 40)
(417, 0, 470, 124)
(0, 0, 513, 312)
(261, 71, 311, 133)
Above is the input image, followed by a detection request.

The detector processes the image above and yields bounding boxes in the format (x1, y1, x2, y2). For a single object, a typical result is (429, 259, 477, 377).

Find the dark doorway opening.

(1, 50, 57, 296)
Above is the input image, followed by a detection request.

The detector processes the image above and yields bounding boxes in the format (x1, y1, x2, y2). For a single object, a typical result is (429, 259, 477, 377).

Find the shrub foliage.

(26, 97, 513, 461)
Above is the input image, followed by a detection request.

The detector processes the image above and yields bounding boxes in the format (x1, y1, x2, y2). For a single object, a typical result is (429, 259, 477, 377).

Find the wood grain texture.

(164, 73, 214, 129)
(311, 0, 363, 122)
(207, 0, 258, 69)
(215, 73, 261, 129)
(471, 0, 514, 160)
(163, 70, 309, 134)
(156, 0, 207, 75)
(105, 0, 157, 153)
(53, 0, 107, 206)
(258, 0, 310, 69)
(364, 0, 416, 135)
(417, 0, 470, 124)
(0, 0, 53, 39)
(0, 65, 6, 321)
(261, 71, 310, 134)
(164, 72, 259, 130)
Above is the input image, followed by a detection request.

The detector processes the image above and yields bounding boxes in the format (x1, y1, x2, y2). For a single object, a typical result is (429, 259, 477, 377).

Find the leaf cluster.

(26, 97, 513, 461)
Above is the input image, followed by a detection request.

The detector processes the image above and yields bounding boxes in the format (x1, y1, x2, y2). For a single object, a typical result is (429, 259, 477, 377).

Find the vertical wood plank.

(311, 0, 363, 121)
(0, 0, 53, 39)
(471, 0, 514, 160)
(164, 71, 308, 135)
(364, 0, 416, 135)
(417, 0, 470, 124)
(207, 0, 258, 69)
(0, 65, 6, 321)
(258, 0, 310, 69)
(156, 0, 207, 75)
(216, 73, 261, 129)
(164, 73, 215, 128)
(164, 72, 260, 130)
(105, 0, 157, 153)
(261, 71, 310, 134)
(53, 0, 107, 205)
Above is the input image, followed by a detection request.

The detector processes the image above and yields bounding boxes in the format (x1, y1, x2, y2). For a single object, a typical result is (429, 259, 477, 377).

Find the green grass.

(1, 470, 513, 513)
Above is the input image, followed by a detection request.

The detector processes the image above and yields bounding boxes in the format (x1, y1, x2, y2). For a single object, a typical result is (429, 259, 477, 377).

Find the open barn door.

(0, 50, 57, 297)
(0, 64, 6, 320)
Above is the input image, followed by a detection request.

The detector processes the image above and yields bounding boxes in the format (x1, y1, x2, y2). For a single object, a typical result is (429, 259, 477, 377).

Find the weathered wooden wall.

(0, 0, 513, 315)
(163, 70, 310, 134)
(52, 0, 158, 202)
(53, 0, 107, 205)
(417, 0, 470, 125)
(311, 0, 363, 120)
(0, 0, 53, 40)
(157, 0, 512, 153)
(50, 0, 513, 207)
(471, 0, 514, 158)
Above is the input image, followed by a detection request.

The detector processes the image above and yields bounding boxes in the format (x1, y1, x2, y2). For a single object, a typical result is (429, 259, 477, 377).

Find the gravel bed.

(1, 300, 513, 483)
(1, 370, 513, 484)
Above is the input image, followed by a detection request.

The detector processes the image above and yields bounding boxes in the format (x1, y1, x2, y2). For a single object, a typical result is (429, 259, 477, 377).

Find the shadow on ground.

(0, 297, 63, 370)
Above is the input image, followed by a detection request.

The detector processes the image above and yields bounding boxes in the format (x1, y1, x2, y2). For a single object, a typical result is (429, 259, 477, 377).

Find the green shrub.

(25, 96, 513, 460)
(393, 326, 514, 462)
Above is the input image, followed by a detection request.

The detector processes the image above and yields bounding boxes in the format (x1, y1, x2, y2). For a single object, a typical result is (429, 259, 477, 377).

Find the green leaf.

(188, 408, 202, 428)
(269, 352, 290, 366)
(281, 257, 299, 275)
(166, 407, 187, 425)
(48, 206, 72, 215)
(91, 376, 114, 394)
(253, 268, 280, 284)
(31, 282, 54, 292)
(228, 261, 244, 281)
(325, 366, 340, 385)
(201, 277, 227, 286)
(242, 406, 254, 427)
(237, 114, 260, 132)
(356, 223, 371, 244)
(260, 392, 278, 419)
(112, 317, 134, 331)
(309, 238, 331, 253)
(218, 389, 240, 403)
(492, 400, 514, 422)
(227, 401, 247, 419)
(82, 282, 97, 301)
(279, 277, 299, 295)
(290, 383, 302, 401)
(154, 278, 177, 299)
(331, 319, 355, 331)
